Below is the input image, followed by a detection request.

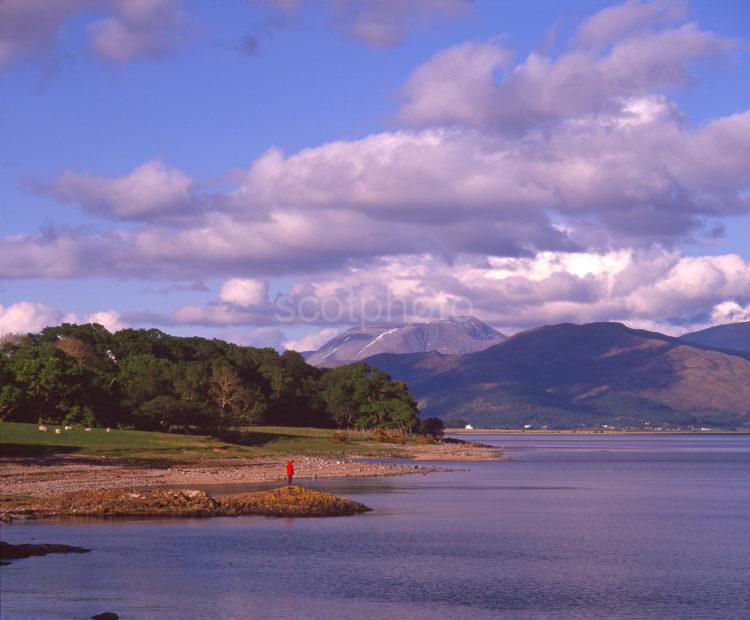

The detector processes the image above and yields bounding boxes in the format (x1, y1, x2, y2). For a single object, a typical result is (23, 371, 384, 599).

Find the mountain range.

(360, 322, 750, 430)
(680, 321, 750, 352)
(304, 316, 505, 367)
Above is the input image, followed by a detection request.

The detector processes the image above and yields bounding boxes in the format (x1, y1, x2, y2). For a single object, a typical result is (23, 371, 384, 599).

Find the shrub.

(418, 417, 445, 439)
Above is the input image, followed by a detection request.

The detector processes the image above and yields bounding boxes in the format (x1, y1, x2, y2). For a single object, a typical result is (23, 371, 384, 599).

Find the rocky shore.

(0, 439, 501, 498)
(0, 486, 370, 522)
(0, 455, 439, 498)
(0, 541, 90, 564)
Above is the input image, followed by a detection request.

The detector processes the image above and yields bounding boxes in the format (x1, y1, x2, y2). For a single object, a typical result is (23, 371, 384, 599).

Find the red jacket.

(286, 461, 294, 476)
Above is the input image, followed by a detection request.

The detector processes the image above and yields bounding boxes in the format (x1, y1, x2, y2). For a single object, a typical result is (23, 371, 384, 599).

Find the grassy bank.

(0, 422, 405, 461)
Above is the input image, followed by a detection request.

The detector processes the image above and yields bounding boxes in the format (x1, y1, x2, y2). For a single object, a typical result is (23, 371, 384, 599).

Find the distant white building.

(465, 424, 473, 430)
(523, 423, 532, 429)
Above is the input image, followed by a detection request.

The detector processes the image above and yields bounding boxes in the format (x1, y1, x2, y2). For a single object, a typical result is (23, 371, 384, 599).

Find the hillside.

(305, 316, 505, 367)
(680, 321, 750, 352)
(365, 322, 750, 429)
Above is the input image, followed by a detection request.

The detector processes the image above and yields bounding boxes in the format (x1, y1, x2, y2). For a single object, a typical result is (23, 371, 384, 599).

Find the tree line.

(0, 324, 421, 434)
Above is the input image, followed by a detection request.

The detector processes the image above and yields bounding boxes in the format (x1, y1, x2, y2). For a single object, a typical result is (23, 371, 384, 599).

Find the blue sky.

(1, 0, 749, 349)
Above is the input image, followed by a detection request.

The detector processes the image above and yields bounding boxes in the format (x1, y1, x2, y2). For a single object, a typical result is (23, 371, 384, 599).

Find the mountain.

(304, 316, 505, 367)
(364, 322, 750, 429)
(680, 321, 750, 352)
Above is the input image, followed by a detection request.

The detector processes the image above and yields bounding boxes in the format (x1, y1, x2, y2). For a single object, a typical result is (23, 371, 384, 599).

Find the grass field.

(0, 422, 401, 461)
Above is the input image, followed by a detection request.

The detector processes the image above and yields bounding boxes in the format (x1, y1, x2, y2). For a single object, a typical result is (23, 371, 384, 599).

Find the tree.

(0, 356, 23, 420)
(209, 366, 258, 431)
(319, 364, 419, 431)
(8, 344, 90, 423)
(55, 336, 93, 362)
(419, 417, 445, 438)
(0, 325, 422, 434)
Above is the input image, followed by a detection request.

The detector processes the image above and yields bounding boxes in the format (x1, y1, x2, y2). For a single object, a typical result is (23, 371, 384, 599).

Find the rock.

(1, 486, 370, 519)
(218, 486, 371, 517)
(0, 541, 90, 564)
(92, 613, 119, 620)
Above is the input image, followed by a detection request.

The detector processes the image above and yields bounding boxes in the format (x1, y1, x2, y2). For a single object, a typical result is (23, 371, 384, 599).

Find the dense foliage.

(0, 324, 420, 434)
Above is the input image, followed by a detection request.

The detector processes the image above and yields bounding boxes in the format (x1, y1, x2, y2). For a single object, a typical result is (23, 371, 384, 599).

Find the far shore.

(445, 428, 749, 435)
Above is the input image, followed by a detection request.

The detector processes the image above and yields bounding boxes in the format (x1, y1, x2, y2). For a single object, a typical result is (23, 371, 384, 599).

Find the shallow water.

(2, 434, 749, 619)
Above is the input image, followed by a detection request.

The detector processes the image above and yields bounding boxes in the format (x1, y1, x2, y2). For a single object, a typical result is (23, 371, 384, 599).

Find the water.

(2, 434, 749, 619)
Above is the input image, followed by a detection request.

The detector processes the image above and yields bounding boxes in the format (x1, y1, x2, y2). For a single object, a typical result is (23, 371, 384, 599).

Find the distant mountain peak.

(304, 316, 506, 367)
(680, 321, 750, 353)
(363, 320, 750, 429)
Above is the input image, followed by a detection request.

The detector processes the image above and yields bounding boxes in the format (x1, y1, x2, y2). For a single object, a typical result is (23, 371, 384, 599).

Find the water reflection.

(2, 434, 749, 619)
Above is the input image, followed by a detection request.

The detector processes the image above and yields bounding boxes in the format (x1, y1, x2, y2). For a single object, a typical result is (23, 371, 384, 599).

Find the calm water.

(2, 434, 749, 619)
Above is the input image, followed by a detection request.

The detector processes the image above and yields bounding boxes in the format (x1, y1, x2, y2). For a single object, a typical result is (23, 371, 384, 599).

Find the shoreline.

(445, 429, 749, 435)
(0, 441, 501, 499)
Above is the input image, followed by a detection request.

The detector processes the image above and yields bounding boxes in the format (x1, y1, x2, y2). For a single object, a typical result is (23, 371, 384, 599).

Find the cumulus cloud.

(397, 1, 736, 132)
(4, 1, 749, 340)
(283, 327, 341, 352)
(43, 159, 198, 221)
(6, 46, 750, 286)
(85, 310, 125, 332)
(6, 99, 750, 281)
(218, 278, 268, 307)
(137, 248, 750, 338)
(711, 301, 750, 323)
(394, 40, 514, 128)
(0, 302, 63, 335)
(0, 302, 125, 335)
(573, 0, 689, 50)
(239, 103, 750, 236)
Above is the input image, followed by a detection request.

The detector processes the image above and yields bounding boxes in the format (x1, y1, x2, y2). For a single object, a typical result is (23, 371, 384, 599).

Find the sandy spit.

(0, 442, 500, 498)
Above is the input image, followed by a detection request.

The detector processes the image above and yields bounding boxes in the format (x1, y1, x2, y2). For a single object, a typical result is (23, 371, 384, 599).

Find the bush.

(370, 428, 407, 444)
(418, 417, 445, 439)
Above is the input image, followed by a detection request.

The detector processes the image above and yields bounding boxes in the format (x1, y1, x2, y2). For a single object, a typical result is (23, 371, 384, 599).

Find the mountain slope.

(305, 316, 505, 367)
(680, 321, 750, 352)
(364, 322, 750, 429)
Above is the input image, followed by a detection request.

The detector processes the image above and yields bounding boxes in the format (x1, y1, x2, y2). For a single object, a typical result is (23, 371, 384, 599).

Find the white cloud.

(46, 159, 196, 220)
(283, 327, 341, 352)
(151, 248, 750, 337)
(711, 301, 750, 323)
(218, 278, 268, 307)
(573, 0, 688, 51)
(0, 302, 127, 335)
(397, 3, 735, 132)
(3, 0, 749, 343)
(85, 310, 125, 332)
(7, 100, 750, 283)
(0, 302, 62, 335)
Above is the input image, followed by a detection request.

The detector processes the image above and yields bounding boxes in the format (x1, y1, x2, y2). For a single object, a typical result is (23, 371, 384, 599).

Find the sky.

(1, 0, 749, 351)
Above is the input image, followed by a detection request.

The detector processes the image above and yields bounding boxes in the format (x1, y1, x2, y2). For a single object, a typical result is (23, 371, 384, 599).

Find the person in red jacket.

(286, 459, 294, 486)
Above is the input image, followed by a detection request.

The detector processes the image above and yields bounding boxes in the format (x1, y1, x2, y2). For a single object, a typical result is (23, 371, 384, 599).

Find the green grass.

(0, 422, 401, 461)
